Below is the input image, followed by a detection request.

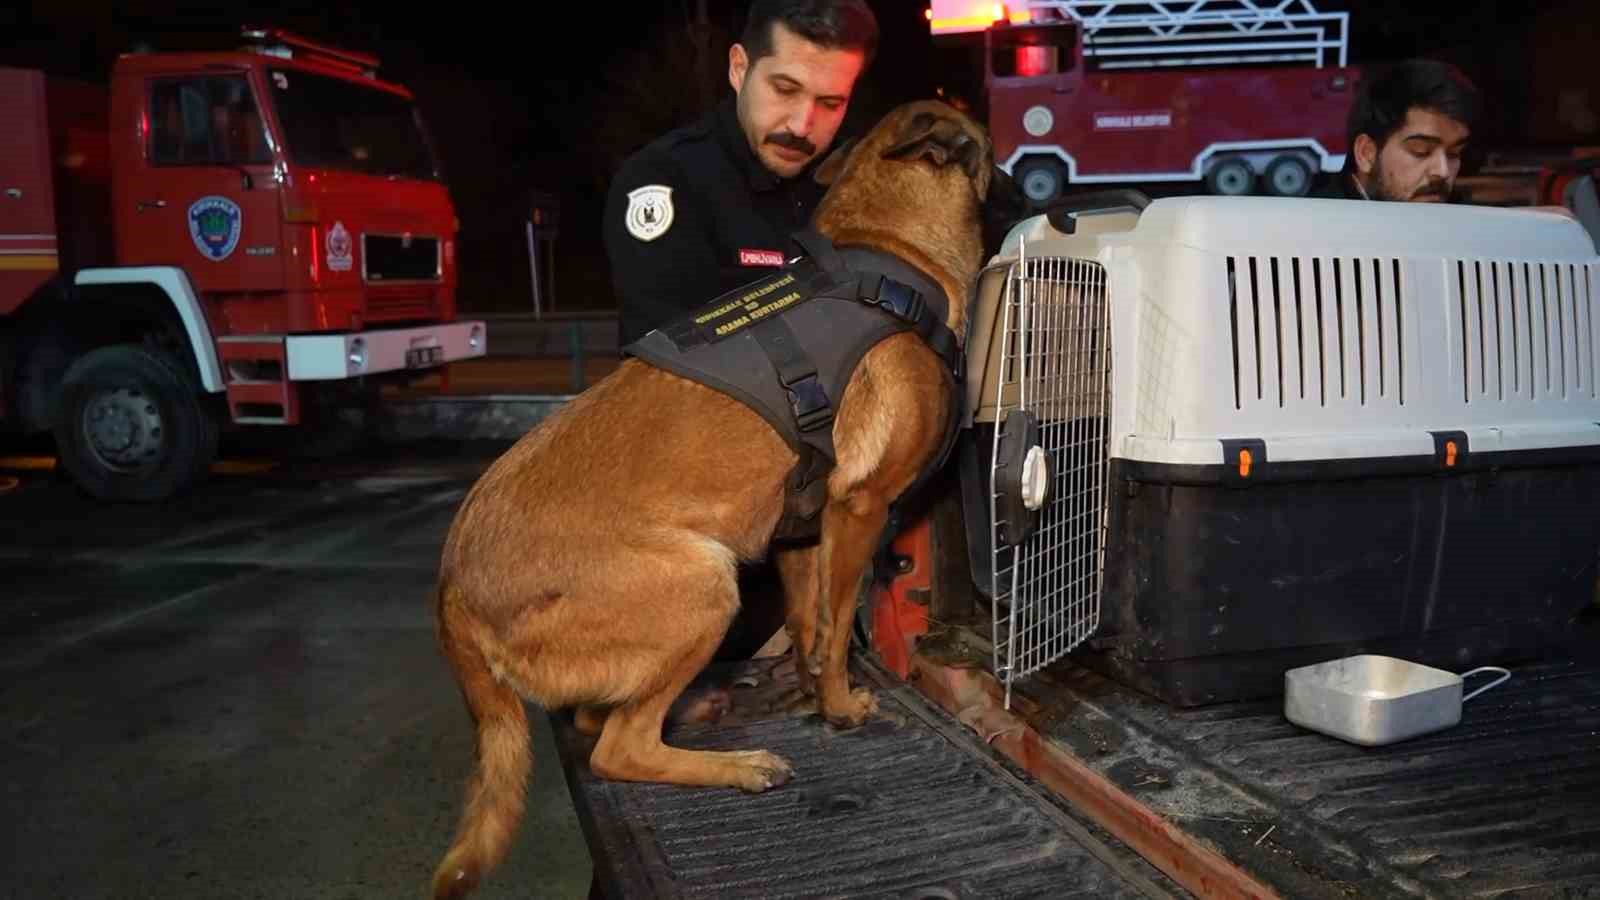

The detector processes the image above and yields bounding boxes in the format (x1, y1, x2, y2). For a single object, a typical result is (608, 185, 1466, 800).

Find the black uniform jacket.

(604, 97, 835, 346)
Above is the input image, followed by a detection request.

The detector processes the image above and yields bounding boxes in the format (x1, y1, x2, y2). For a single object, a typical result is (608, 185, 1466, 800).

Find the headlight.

(347, 337, 367, 372)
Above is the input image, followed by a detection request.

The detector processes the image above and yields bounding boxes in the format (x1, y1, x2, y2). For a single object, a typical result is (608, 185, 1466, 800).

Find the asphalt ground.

(0, 439, 594, 900)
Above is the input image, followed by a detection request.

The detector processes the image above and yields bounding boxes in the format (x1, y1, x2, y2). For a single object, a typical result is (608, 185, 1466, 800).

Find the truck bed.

(553, 654, 1183, 899)
(558, 614, 1599, 899)
(1014, 612, 1600, 898)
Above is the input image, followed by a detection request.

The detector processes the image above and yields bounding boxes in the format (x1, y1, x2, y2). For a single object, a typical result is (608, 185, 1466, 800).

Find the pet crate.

(963, 194, 1600, 706)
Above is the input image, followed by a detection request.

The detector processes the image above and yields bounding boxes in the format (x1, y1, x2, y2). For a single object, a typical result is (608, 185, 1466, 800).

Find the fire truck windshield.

(267, 67, 441, 181)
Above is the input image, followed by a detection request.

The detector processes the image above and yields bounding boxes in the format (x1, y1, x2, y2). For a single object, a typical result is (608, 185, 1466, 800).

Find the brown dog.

(429, 99, 993, 899)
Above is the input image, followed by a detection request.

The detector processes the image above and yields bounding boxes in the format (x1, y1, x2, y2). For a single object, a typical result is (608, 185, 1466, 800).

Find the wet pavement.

(0, 441, 593, 899)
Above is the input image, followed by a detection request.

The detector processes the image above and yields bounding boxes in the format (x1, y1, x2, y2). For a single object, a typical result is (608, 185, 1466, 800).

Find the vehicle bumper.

(284, 320, 486, 381)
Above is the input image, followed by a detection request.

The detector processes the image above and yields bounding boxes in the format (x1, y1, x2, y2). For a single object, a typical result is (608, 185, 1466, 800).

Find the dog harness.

(622, 229, 963, 542)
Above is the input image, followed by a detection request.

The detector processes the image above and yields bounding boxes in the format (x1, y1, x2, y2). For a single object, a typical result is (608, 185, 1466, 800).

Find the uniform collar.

(713, 95, 828, 194)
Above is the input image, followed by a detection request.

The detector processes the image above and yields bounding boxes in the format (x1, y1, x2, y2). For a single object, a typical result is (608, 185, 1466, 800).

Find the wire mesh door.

(990, 245, 1113, 706)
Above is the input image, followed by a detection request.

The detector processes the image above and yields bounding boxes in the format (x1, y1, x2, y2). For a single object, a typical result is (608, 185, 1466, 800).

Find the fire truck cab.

(929, 0, 1361, 205)
(1, 28, 485, 501)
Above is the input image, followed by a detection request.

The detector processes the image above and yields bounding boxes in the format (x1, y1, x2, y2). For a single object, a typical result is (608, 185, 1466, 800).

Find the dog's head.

(813, 99, 994, 209)
(808, 100, 995, 341)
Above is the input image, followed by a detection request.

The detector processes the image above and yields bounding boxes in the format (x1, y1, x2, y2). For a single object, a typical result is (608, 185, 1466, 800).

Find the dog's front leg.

(813, 494, 889, 728)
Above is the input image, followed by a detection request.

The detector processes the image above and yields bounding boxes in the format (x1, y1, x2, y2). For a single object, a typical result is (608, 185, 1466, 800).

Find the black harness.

(622, 229, 964, 542)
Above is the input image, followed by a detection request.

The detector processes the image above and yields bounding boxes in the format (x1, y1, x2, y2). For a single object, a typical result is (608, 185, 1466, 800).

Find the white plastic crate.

(987, 197, 1600, 469)
(972, 196, 1600, 701)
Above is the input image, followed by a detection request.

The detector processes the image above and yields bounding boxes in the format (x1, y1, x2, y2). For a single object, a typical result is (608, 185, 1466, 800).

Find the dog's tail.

(431, 584, 531, 900)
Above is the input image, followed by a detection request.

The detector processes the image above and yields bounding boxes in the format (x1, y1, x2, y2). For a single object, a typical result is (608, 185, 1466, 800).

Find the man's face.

(728, 22, 865, 179)
(1356, 107, 1471, 202)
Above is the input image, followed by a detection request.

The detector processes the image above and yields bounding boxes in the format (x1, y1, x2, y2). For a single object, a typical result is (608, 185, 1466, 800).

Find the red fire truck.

(1, 28, 485, 501)
(929, 0, 1361, 204)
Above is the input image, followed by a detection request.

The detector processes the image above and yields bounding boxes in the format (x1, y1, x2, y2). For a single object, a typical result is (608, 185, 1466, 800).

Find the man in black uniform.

(601, 0, 878, 663)
(604, 0, 879, 346)
(1316, 58, 1481, 202)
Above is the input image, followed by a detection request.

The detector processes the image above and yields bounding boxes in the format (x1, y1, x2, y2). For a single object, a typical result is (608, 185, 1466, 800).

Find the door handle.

(137, 199, 167, 211)
(4, 188, 20, 199)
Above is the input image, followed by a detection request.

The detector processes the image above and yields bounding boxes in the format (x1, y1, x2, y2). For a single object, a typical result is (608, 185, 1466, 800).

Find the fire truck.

(0, 28, 486, 501)
(928, 0, 1361, 204)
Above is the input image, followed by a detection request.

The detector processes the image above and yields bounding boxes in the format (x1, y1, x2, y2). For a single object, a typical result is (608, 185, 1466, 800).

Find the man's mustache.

(765, 132, 817, 156)
(1412, 179, 1450, 199)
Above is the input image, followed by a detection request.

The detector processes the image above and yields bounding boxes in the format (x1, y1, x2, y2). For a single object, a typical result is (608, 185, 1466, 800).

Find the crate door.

(989, 253, 1113, 705)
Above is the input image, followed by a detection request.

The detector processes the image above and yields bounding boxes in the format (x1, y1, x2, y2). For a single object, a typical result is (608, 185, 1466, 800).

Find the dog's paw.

(822, 687, 879, 729)
(730, 750, 795, 793)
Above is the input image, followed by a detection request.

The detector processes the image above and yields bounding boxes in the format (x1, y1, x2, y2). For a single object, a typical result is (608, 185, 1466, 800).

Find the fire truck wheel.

(1014, 157, 1067, 205)
(1205, 157, 1256, 196)
(1264, 155, 1314, 197)
(52, 344, 219, 503)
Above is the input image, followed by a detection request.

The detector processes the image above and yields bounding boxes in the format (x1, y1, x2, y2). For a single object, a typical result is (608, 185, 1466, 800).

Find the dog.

(429, 99, 994, 900)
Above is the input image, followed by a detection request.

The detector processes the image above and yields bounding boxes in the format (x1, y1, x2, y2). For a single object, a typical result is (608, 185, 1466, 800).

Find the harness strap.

(849, 273, 961, 376)
(793, 228, 962, 377)
(752, 316, 837, 535)
(789, 229, 846, 273)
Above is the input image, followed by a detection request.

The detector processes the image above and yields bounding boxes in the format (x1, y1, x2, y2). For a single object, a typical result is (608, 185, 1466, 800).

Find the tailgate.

(554, 654, 1183, 899)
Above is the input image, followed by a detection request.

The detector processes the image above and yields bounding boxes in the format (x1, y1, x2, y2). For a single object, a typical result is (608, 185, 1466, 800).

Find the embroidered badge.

(187, 196, 242, 262)
(326, 221, 354, 272)
(625, 185, 674, 242)
(739, 248, 785, 267)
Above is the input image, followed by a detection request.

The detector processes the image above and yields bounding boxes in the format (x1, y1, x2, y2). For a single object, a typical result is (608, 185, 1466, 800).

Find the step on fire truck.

(929, 0, 1360, 204)
(1, 28, 486, 501)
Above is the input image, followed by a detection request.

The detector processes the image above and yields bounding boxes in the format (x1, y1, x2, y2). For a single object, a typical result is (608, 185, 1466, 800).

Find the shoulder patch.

(625, 185, 675, 242)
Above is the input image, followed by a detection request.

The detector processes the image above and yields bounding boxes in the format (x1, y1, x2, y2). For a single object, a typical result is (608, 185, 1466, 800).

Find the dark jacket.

(1312, 171, 1367, 200)
(603, 98, 837, 346)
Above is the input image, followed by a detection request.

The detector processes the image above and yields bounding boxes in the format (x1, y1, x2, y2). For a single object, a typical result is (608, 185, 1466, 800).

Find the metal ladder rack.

(1021, 0, 1349, 69)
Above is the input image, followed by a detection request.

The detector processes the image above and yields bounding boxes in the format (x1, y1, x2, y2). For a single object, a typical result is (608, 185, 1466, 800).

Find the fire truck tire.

(1014, 157, 1067, 205)
(1205, 157, 1256, 196)
(1264, 155, 1314, 197)
(52, 344, 219, 503)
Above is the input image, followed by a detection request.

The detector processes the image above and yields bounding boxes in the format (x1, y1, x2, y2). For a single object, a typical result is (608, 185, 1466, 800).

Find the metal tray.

(1284, 654, 1510, 746)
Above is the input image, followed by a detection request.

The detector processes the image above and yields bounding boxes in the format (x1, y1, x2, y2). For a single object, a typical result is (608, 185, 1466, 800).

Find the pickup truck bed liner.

(1020, 614, 1600, 898)
(555, 655, 1183, 899)
(559, 616, 1599, 899)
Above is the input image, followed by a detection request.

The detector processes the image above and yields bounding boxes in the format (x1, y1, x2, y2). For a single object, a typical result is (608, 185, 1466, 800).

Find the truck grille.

(362, 233, 439, 283)
(364, 284, 440, 322)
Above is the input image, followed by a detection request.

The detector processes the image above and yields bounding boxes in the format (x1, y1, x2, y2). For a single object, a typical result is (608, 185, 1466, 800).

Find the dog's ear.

(882, 110, 987, 180)
(813, 138, 857, 186)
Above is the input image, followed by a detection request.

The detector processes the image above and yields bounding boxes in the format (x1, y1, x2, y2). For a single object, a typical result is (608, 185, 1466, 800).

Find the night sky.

(4, 1, 1595, 314)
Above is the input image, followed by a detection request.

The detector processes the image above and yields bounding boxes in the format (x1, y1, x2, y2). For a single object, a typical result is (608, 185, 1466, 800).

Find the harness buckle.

(873, 277, 927, 325)
(784, 373, 834, 432)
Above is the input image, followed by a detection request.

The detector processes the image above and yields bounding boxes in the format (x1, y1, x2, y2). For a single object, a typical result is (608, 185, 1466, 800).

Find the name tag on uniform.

(739, 248, 785, 267)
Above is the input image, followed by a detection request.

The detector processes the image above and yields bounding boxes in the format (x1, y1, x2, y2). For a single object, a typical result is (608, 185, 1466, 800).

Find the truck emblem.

(187, 196, 243, 261)
(625, 185, 674, 242)
(326, 221, 354, 272)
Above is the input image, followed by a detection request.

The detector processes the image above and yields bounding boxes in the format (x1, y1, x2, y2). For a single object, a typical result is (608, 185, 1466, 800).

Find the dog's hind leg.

(586, 546, 794, 792)
(813, 495, 890, 728)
